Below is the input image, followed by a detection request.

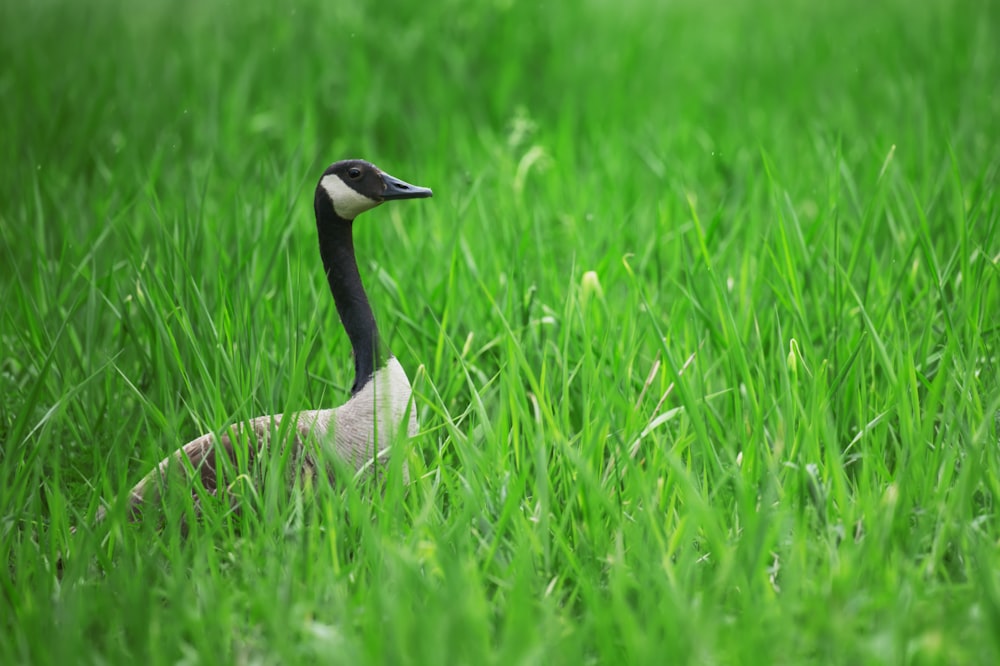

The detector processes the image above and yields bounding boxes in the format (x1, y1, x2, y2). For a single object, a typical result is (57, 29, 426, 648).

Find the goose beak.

(379, 171, 433, 200)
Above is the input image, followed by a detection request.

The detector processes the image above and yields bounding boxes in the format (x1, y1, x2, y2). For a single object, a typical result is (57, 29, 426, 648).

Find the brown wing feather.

(95, 416, 295, 524)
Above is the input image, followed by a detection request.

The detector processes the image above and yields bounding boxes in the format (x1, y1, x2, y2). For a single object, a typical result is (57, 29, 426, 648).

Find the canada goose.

(97, 159, 432, 523)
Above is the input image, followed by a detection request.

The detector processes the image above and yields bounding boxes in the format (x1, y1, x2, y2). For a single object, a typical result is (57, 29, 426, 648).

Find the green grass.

(2, 0, 999, 662)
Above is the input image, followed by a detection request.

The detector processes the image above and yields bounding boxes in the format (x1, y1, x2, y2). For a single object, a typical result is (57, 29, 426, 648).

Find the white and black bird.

(99, 159, 433, 522)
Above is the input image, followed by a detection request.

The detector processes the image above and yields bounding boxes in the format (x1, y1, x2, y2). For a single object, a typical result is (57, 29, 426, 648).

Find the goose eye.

(348, 167, 362, 180)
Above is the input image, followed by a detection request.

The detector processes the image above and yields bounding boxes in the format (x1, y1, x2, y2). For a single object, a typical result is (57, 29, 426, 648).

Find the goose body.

(101, 160, 432, 521)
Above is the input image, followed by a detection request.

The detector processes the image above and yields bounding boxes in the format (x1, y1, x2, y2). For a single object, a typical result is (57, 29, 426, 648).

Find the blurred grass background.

(2, 0, 999, 663)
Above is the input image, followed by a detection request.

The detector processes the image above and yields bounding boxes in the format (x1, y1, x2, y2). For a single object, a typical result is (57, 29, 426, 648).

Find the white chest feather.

(304, 357, 417, 475)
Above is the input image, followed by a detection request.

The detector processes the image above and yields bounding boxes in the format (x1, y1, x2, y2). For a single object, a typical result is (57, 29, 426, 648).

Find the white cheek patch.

(320, 174, 381, 220)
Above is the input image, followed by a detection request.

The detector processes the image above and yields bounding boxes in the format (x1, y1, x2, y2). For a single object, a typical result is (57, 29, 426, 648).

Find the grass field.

(2, 0, 999, 663)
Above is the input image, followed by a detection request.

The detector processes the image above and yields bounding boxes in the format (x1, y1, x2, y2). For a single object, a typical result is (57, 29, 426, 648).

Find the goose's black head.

(316, 159, 433, 222)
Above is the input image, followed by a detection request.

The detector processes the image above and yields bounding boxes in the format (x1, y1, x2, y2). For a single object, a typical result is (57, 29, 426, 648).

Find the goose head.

(318, 159, 433, 221)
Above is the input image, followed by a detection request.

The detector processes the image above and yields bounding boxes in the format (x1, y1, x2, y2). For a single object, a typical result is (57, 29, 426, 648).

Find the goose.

(96, 159, 432, 523)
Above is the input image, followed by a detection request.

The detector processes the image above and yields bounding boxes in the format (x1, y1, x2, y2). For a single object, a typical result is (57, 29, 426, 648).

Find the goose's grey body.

(98, 160, 431, 522)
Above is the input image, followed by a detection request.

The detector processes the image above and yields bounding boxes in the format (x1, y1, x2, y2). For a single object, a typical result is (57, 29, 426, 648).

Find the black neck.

(314, 191, 385, 395)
